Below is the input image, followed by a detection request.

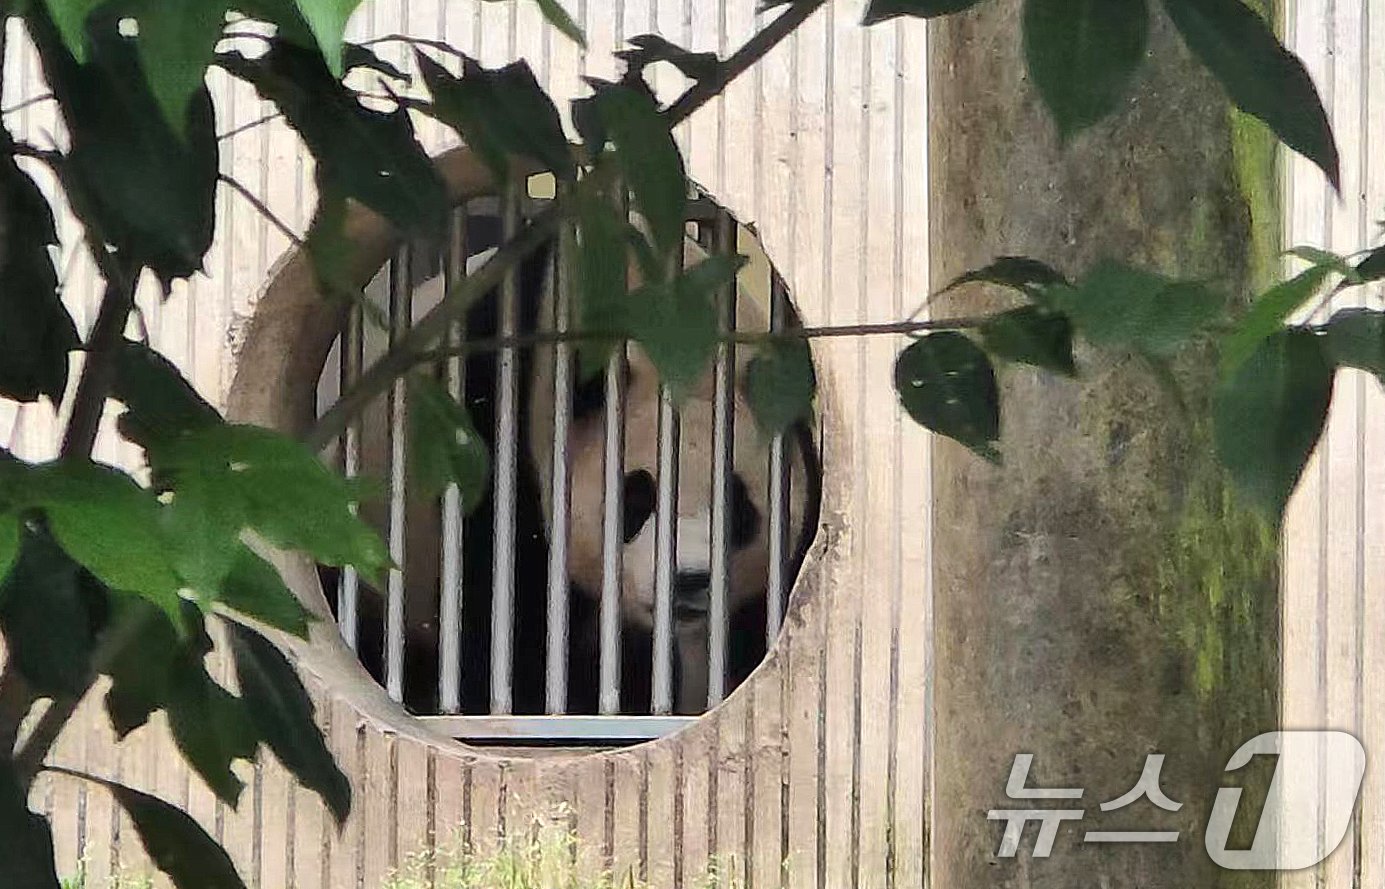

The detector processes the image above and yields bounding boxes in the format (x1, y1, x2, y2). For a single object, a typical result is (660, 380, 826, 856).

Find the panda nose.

(673, 570, 711, 615)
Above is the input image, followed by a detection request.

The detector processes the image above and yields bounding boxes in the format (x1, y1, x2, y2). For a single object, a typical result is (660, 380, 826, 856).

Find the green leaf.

(292, 0, 364, 75)
(1356, 245, 1385, 282)
(1287, 245, 1360, 282)
(0, 513, 18, 583)
(978, 306, 1077, 376)
(27, 4, 219, 284)
(862, 0, 984, 25)
(894, 332, 1000, 462)
(112, 339, 222, 451)
(220, 39, 448, 238)
(416, 53, 574, 184)
(617, 34, 718, 82)
(166, 665, 259, 805)
(533, 0, 586, 47)
(74, 772, 250, 889)
(575, 196, 632, 380)
(1220, 264, 1332, 374)
(0, 528, 107, 698)
(227, 622, 351, 825)
(626, 257, 741, 397)
(101, 598, 256, 803)
(1214, 328, 1333, 517)
(103, 597, 188, 737)
(940, 256, 1068, 297)
(131, 0, 231, 134)
(1163, 0, 1339, 188)
(0, 760, 61, 889)
(593, 82, 687, 260)
(1047, 259, 1225, 356)
(39, 0, 106, 60)
(1023, 0, 1148, 138)
(161, 475, 244, 598)
(218, 547, 315, 639)
(146, 424, 390, 579)
(1324, 307, 1385, 382)
(407, 373, 491, 508)
(0, 148, 79, 403)
(33, 462, 182, 619)
(745, 338, 816, 436)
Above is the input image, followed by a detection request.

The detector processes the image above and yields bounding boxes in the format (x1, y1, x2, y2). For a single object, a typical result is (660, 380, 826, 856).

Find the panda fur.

(322, 208, 820, 719)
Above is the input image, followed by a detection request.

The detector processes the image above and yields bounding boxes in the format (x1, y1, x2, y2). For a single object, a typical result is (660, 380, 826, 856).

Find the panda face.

(561, 346, 774, 633)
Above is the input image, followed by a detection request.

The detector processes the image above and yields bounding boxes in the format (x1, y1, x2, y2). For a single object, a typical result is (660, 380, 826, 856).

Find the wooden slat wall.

(1, 1, 932, 886)
(1282, 0, 1385, 886)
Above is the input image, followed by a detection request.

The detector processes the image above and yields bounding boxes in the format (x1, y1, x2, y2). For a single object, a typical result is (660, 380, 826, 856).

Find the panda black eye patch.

(622, 469, 657, 542)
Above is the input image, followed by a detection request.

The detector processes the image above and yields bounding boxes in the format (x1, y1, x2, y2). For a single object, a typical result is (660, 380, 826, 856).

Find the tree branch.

(409, 315, 994, 367)
(306, 2, 823, 450)
(219, 173, 304, 247)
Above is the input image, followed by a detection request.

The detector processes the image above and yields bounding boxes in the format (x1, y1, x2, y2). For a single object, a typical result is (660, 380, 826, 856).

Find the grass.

(60, 865, 154, 889)
(382, 810, 746, 889)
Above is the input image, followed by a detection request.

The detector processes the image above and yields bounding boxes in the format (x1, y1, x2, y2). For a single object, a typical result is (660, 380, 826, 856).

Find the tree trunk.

(929, 5, 1280, 887)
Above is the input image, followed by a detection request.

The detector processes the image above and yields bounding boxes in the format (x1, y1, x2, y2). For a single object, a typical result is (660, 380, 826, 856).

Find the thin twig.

(219, 173, 304, 247)
(218, 110, 281, 141)
(663, 0, 825, 126)
(412, 315, 991, 366)
(1, 92, 55, 116)
(308, 2, 825, 449)
(360, 33, 469, 61)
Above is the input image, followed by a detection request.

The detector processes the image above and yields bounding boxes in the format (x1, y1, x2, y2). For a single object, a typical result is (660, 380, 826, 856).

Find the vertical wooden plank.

(714, 703, 749, 888)
(290, 686, 330, 889)
(82, 685, 120, 887)
(361, 730, 398, 887)
(256, 754, 290, 889)
(468, 757, 504, 859)
(644, 742, 677, 888)
(893, 16, 930, 889)
(748, 673, 784, 889)
(48, 717, 85, 881)
(432, 750, 467, 856)
(396, 737, 433, 872)
(568, 755, 606, 881)
(679, 728, 712, 885)
(609, 751, 643, 885)
(326, 699, 362, 889)
(1358, 10, 1385, 888)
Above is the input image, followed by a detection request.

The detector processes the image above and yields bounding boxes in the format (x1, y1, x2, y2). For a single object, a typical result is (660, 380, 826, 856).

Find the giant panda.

(323, 192, 820, 719)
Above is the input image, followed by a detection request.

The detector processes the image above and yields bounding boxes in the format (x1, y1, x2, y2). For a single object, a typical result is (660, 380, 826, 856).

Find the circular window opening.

(314, 175, 822, 745)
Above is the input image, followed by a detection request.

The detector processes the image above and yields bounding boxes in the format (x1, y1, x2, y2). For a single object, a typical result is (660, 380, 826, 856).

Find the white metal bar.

(651, 278, 682, 716)
(489, 186, 522, 715)
(338, 303, 363, 652)
(598, 343, 627, 715)
(707, 210, 737, 706)
(545, 209, 576, 714)
(766, 272, 791, 647)
(385, 244, 413, 703)
(439, 205, 468, 714)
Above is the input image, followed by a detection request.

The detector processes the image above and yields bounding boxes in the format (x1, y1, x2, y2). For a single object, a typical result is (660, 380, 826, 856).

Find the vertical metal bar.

(439, 205, 468, 714)
(385, 245, 413, 703)
(766, 271, 792, 648)
(338, 305, 363, 652)
(490, 186, 522, 715)
(707, 211, 737, 707)
(651, 254, 682, 716)
(545, 205, 575, 715)
(598, 189, 629, 716)
(598, 345, 626, 715)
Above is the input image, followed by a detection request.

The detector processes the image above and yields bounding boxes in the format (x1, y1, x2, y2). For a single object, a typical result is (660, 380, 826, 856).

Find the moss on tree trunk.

(928, 4, 1280, 887)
